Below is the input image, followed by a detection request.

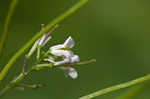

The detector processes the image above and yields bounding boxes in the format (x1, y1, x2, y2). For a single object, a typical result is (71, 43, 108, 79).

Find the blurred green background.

(1, 0, 150, 99)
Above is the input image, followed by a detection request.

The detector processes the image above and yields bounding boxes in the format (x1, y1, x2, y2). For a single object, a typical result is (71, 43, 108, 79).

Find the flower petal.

(71, 55, 80, 63)
(67, 67, 78, 79)
(59, 67, 78, 79)
(51, 48, 73, 58)
(45, 58, 71, 66)
(63, 36, 75, 48)
(50, 44, 64, 50)
(54, 58, 70, 66)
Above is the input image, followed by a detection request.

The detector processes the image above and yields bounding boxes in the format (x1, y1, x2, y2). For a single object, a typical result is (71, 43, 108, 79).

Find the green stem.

(0, 0, 19, 57)
(0, 63, 53, 97)
(0, 0, 88, 84)
(37, 50, 50, 63)
(17, 83, 44, 89)
(116, 83, 148, 99)
(79, 74, 150, 99)
(36, 46, 41, 61)
(0, 59, 95, 97)
(0, 73, 24, 97)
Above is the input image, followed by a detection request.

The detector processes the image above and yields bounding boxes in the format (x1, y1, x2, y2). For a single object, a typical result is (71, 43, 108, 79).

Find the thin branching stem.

(0, 0, 19, 57)
(79, 74, 150, 99)
(0, 0, 89, 85)
(0, 63, 53, 97)
(0, 59, 95, 97)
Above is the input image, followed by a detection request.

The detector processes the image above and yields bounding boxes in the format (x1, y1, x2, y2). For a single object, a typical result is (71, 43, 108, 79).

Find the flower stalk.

(0, 59, 95, 97)
(0, 0, 89, 85)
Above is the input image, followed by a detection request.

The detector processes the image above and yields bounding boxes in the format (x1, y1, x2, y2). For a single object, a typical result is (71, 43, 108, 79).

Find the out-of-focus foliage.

(0, 0, 150, 99)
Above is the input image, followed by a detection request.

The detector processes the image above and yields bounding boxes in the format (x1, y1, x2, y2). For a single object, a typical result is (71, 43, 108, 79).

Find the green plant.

(0, 0, 95, 97)
(1, 0, 150, 99)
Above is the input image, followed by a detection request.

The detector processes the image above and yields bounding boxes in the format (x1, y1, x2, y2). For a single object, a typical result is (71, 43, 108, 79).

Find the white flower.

(50, 36, 75, 58)
(44, 58, 78, 79)
(44, 36, 80, 79)
(44, 58, 70, 66)
(44, 55, 79, 66)
(71, 55, 80, 63)
(63, 36, 75, 48)
(50, 36, 80, 65)
(59, 67, 78, 79)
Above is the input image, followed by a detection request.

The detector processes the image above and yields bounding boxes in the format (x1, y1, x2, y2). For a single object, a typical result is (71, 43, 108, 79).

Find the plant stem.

(36, 46, 41, 61)
(0, 0, 89, 85)
(0, 59, 95, 97)
(116, 83, 148, 99)
(79, 74, 150, 99)
(0, 63, 53, 97)
(17, 83, 44, 89)
(0, 0, 19, 57)
(0, 73, 24, 97)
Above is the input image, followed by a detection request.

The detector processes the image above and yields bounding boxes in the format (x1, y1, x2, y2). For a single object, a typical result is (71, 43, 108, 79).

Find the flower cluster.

(45, 36, 79, 79)
(26, 25, 94, 79)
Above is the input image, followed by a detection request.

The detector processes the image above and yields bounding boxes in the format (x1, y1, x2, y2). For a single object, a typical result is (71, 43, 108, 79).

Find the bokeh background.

(1, 0, 150, 99)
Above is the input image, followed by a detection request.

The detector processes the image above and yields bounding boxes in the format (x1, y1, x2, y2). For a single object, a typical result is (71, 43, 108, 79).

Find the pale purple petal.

(41, 36, 51, 47)
(38, 34, 46, 46)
